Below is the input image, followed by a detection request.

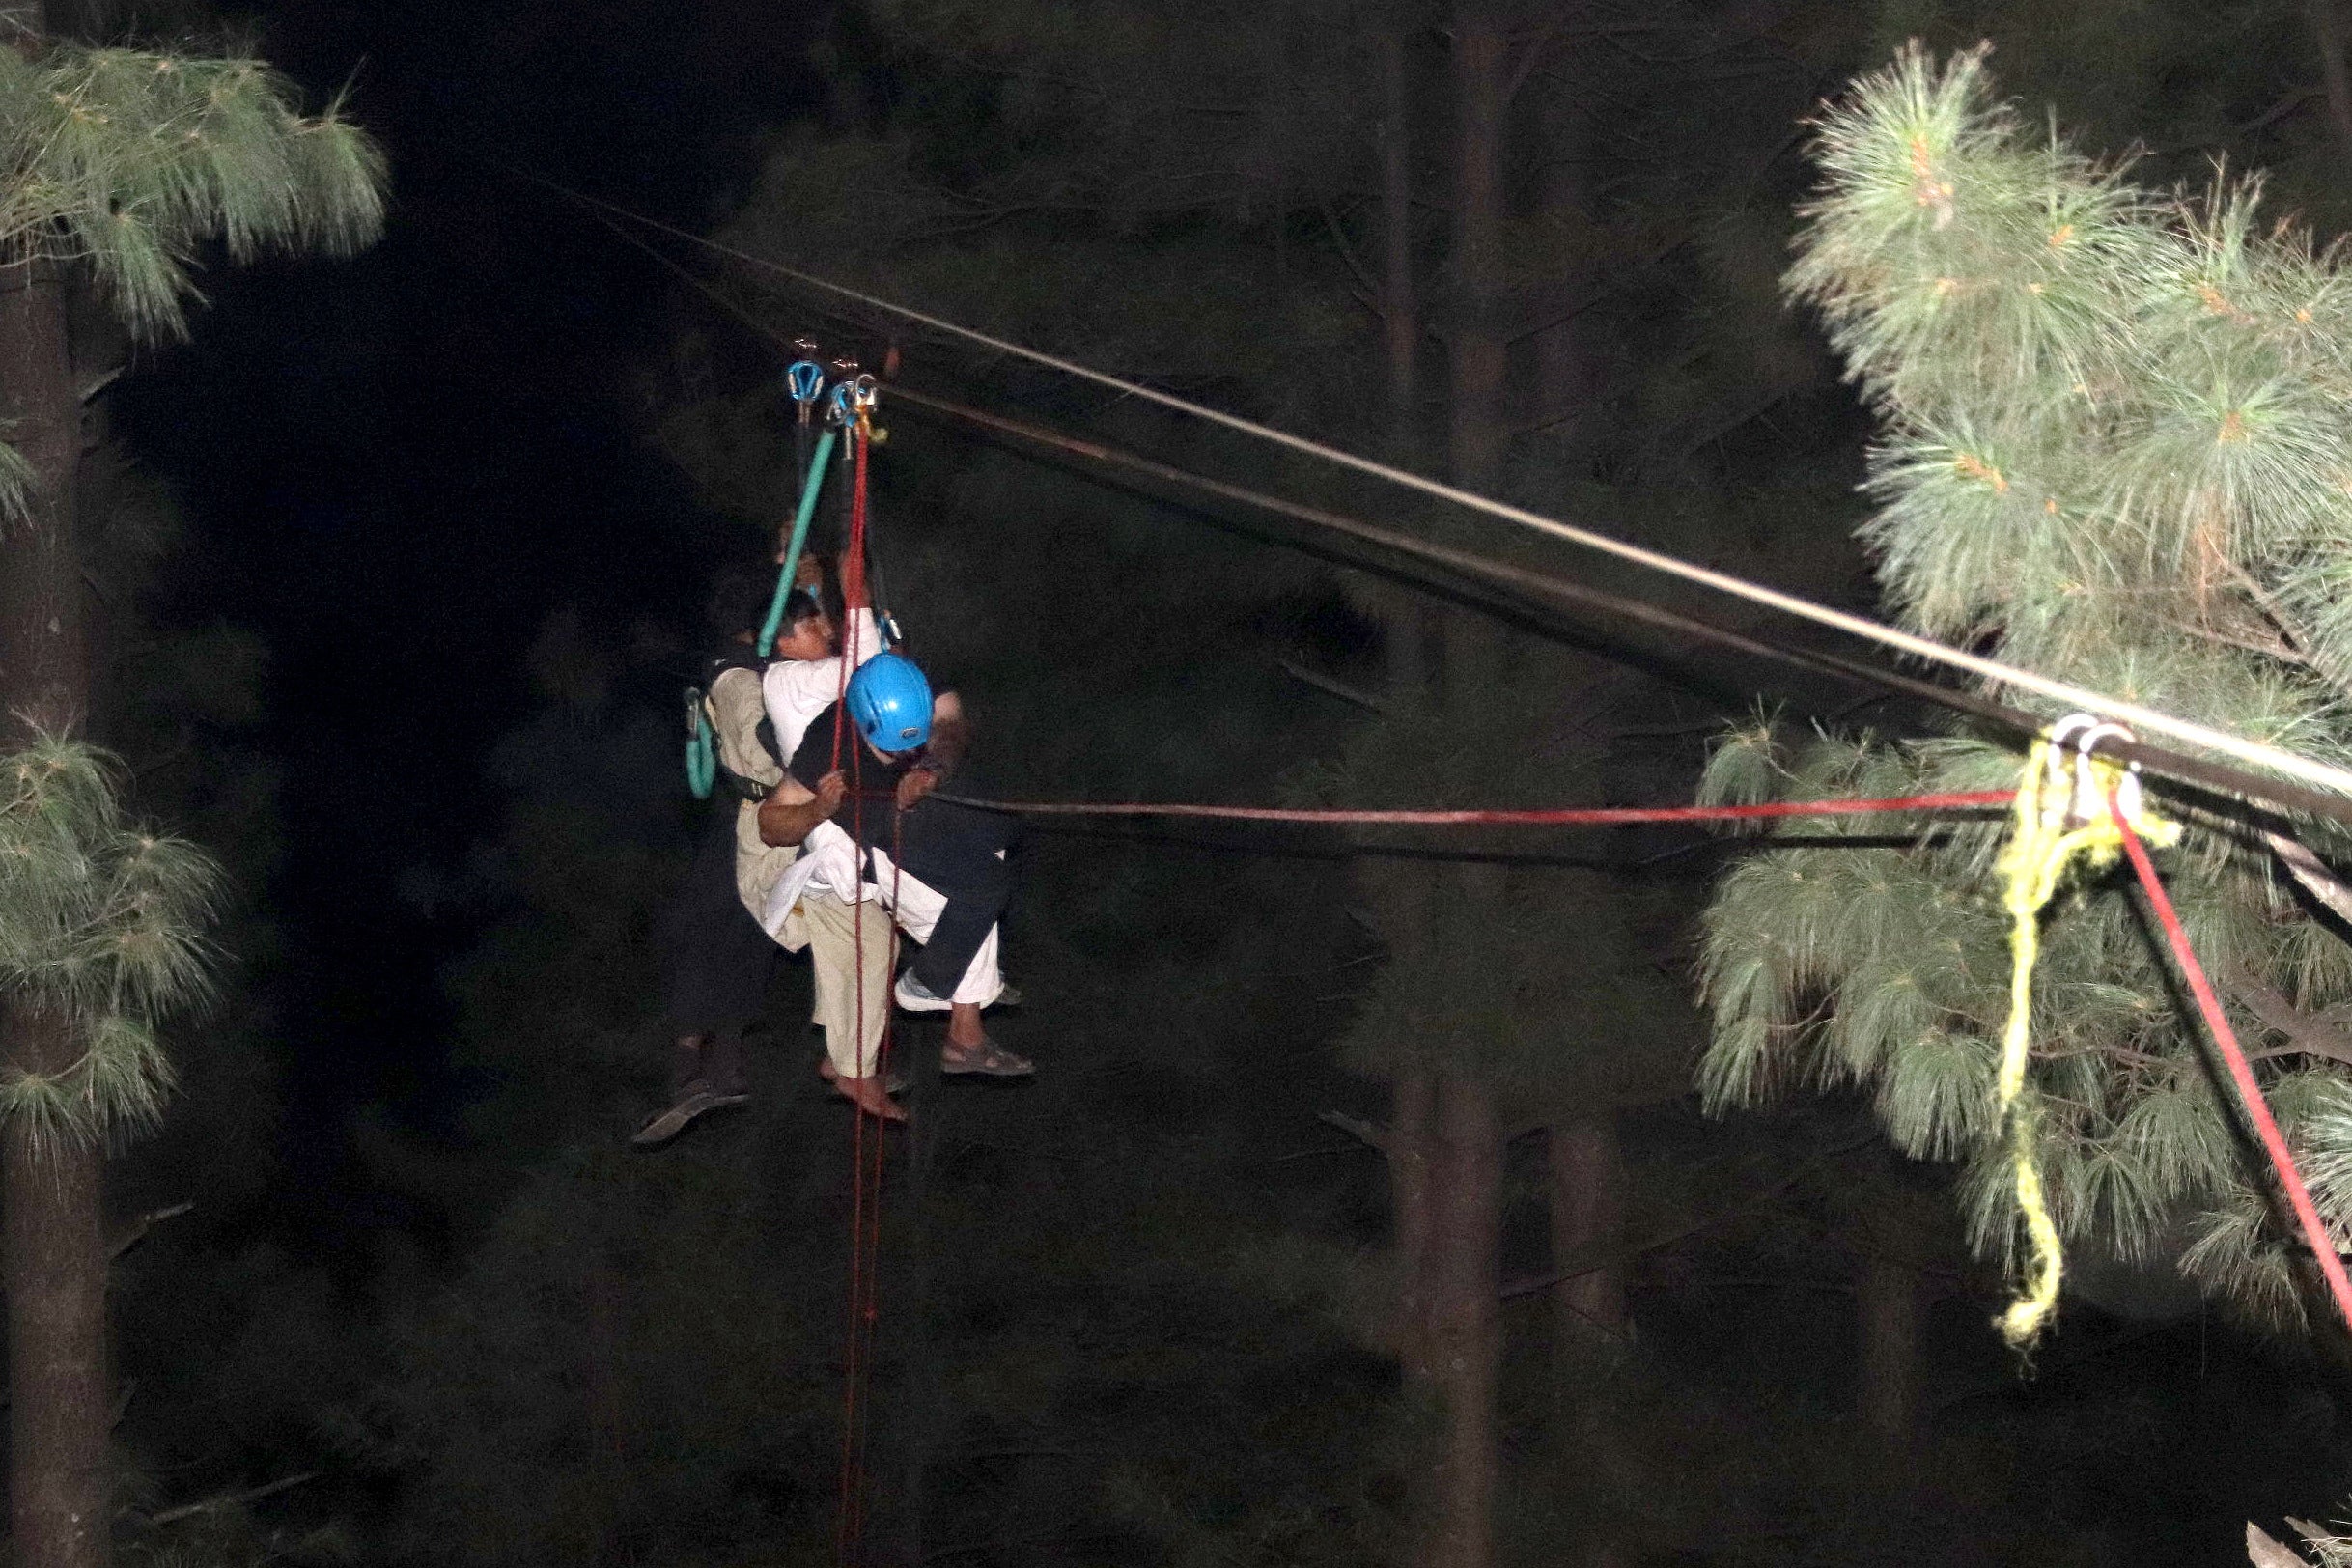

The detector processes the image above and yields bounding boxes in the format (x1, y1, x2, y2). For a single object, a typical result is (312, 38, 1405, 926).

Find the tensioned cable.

(929, 791, 2015, 825)
(882, 384, 2352, 829)
(574, 191, 2352, 832)
(510, 168, 2352, 804)
(574, 200, 2352, 831)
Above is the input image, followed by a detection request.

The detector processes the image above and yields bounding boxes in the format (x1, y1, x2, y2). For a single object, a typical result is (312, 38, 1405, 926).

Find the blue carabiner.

(827, 379, 859, 426)
(786, 360, 825, 405)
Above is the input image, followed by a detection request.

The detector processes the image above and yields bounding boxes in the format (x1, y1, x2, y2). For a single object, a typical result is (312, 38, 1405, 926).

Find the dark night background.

(41, 0, 2352, 1564)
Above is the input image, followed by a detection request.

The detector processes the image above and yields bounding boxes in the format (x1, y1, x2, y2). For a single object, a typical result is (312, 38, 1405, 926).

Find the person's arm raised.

(897, 691, 968, 809)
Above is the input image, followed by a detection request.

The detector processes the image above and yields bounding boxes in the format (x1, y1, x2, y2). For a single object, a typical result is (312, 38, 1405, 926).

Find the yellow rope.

(1993, 737, 2177, 1347)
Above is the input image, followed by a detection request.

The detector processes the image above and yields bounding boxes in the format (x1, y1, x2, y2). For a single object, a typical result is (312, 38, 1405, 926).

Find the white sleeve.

(841, 607, 882, 670)
(760, 610, 885, 765)
(763, 657, 843, 766)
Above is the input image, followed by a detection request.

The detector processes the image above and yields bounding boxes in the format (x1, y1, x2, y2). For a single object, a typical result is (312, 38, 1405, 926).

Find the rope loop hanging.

(684, 689, 717, 799)
(1993, 717, 2178, 1348)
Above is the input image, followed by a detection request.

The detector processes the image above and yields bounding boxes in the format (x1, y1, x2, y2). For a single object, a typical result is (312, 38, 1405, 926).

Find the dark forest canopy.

(6, 2, 2352, 1568)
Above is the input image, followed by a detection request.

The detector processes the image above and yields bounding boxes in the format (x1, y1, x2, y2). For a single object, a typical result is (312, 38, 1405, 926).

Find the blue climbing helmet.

(845, 652, 933, 753)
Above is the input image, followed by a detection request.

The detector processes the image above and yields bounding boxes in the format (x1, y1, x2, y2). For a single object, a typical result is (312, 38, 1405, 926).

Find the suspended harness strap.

(761, 427, 840, 658)
(832, 396, 893, 1568)
(685, 712, 717, 800)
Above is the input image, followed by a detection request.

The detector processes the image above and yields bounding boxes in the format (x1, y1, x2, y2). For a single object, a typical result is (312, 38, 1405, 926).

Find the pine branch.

(106, 1198, 189, 1260)
(1277, 658, 1388, 714)
(144, 1470, 319, 1527)
(2232, 975, 2352, 1068)
(1317, 1108, 1391, 1157)
(2268, 831, 2352, 929)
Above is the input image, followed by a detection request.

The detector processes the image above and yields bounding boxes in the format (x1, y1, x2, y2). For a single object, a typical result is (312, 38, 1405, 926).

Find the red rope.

(2107, 788, 2352, 1339)
(832, 415, 893, 1568)
(928, 789, 2016, 826)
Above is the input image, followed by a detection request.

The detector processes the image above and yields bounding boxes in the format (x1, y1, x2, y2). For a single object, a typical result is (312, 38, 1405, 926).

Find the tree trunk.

(3, 1005, 109, 1568)
(1447, 0, 1510, 496)
(1856, 1251, 1920, 1447)
(1391, 1064, 1437, 1382)
(1533, 66, 1595, 458)
(1381, 29, 1418, 463)
(2310, 0, 2352, 174)
(1549, 1115, 1626, 1353)
(1423, 1069, 1499, 1568)
(0, 256, 86, 739)
(0, 202, 111, 1566)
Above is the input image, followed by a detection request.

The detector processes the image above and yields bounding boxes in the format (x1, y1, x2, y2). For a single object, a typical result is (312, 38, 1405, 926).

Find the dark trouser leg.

(899, 799, 1017, 998)
(669, 1035, 708, 1098)
(705, 1024, 749, 1100)
(909, 880, 1008, 998)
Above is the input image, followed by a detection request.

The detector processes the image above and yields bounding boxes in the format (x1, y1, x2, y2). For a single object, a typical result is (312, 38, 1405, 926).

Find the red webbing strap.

(926, 789, 2017, 826)
(833, 633, 865, 1568)
(837, 408, 888, 1568)
(830, 419, 872, 775)
(832, 410, 895, 1568)
(2108, 788, 2352, 1338)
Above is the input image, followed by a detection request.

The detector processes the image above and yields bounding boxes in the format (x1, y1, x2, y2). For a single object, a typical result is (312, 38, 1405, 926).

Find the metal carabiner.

(2047, 714, 2141, 828)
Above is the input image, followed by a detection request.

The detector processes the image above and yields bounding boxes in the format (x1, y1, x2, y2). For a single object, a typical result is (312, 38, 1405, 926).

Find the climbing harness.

(684, 688, 717, 800)
(1992, 718, 2178, 1347)
(760, 427, 841, 658)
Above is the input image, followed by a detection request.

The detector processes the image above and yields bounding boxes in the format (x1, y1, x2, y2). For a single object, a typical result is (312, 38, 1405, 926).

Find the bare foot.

(819, 1057, 908, 1094)
(831, 1073, 909, 1121)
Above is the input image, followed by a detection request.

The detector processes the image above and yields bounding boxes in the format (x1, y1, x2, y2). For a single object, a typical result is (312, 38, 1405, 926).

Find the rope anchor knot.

(1992, 716, 2178, 1349)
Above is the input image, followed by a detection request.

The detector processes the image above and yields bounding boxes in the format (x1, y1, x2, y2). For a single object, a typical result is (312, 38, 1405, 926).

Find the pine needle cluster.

(0, 32, 385, 518)
(1696, 46, 2352, 1330)
(0, 733, 220, 1153)
(0, 40, 384, 338)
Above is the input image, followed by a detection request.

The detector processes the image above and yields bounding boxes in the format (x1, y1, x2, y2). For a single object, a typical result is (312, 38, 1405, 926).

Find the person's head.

(845, 652, 933, 755)
(769, 586, 836, 660)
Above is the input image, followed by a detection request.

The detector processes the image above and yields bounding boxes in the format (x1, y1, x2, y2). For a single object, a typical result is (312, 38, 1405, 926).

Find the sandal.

(632, 1087, 720, 1148)
(939, 1036, 1034, 1078)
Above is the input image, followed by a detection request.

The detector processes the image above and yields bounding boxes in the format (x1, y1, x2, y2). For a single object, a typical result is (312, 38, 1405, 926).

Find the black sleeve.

(787, 702, 838, 793)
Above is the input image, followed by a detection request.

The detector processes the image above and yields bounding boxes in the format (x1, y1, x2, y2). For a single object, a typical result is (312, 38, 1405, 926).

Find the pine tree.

(0, 11, 382, 1565)
(1694, 43, 2352, 1339)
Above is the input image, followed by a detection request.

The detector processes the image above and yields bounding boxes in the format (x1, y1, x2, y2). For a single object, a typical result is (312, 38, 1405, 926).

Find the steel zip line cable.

(877, 385, 2352, 829)
(555, 178, 2352, 831)
(509, 166, 2352, 804)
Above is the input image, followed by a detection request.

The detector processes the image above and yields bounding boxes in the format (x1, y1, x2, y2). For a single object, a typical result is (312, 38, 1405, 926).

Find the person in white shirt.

(760, 649, 1029, 1122)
